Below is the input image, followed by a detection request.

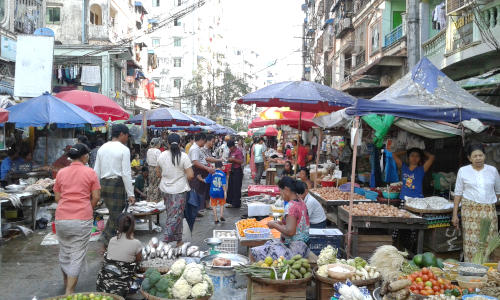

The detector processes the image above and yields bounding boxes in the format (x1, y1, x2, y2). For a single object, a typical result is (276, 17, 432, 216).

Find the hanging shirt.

(400, 163, 425, 199)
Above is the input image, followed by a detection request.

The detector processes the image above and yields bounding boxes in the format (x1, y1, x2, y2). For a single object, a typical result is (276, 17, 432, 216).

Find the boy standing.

(198, 162, 227, 224)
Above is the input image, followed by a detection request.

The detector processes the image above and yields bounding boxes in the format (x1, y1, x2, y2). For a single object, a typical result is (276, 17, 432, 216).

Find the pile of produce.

(316, 251, 380, 282)
(142, 259, 214, 299)
(406, 268, 462, 297)
(310, 187, 366, 201)
(235, 254, 312, 280)
(405, 196, 454, 211)
(52, 293, 114, 300)
(317, 245, 338, 266)
(342, 203, 412, 218)
(369, 245, 411, 281)
(236, 218, 266, 237)
(141, 238, 202, 267)
(333, 281, 372, 300)
(471, 218, 500, 264)
(479, 269, 500, 297)
(412, 252, 444, 269)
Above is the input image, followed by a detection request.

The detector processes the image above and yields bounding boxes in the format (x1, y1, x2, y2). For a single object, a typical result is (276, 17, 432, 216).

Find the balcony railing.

(422, 29, 446, 57)
(384, 24, 403, 48)
(354, 50, 366, 69)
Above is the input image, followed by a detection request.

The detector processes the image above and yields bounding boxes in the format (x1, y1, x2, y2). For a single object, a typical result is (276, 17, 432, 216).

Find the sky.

(220, 0, 305, 84)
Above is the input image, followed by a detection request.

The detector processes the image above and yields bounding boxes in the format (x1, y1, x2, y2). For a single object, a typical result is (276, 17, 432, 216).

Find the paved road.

(0, 167, 253, 299)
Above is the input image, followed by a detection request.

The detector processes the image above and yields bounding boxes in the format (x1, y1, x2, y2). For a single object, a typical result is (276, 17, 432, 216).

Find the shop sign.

(451, 13, 473, 51)
(1, 36, 16, 61)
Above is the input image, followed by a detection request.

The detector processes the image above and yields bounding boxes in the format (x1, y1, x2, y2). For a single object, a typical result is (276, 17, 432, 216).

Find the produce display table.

(247, 276, 311, 300)
(247, 185, 280, 197)
(337, 206, 427, 256)
(96, 208, 165, 233)
(310, 191, 371, 226)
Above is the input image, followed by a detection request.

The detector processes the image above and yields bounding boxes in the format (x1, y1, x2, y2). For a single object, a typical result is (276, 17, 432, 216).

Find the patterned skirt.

(163, 192, 187, 242)
(251, 239, 310, 262)
(461, 198, 498, 262)
(96, 255, 137, 297)
(147, 166, 162, 203)
(55, 219, 93, 277)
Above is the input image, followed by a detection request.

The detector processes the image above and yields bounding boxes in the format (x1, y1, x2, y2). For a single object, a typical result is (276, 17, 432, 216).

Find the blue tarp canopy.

(346, 58, 500, 123)
(209, 124, 236, 135)
(192, 115, 216, 126)
(6, 92, 105, 128)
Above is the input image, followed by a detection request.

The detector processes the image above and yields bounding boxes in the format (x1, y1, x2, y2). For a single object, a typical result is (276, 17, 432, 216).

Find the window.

(370, 23, 380, 53)
(174, 37, 181, 47)
(152, 0, 160, 7)
(0, 0, 5, 21)
(173, 58, 182, 67)
(90, 4, 102, 25)
(175, 0, 182, 6)
(173, 78, 182, 89)
(46, 7, 61, 24)
(152, 38, 160, 47)
(174, 18, 181, 26)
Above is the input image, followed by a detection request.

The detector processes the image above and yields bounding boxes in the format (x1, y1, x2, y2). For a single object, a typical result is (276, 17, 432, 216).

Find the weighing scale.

(204, 237, 222, 255)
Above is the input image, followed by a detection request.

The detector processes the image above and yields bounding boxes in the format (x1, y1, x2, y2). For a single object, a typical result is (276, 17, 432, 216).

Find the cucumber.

(292, 255, 302, 261)
(292, 269, 301, 277)
(300, 258, 309, 264)
(302, 262, 310, 268)
(300, 267, 307, 275)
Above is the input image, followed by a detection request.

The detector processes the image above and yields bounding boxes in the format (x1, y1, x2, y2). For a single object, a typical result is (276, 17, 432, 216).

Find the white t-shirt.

(107, 236, 142, 263)
(304, 192, 327, 224)
(146, 148, 161, 167)
(158, 151, 192, 194)
(94, 141, 134, 197)
(454, 164, 500, 204)
(311, 136, 318, 146)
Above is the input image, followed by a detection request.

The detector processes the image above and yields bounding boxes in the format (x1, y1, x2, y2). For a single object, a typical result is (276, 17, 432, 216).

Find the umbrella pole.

(294, 110, 302, 176)
(347, 116, 360, 259)
(44, 126, 48, 165)
(314, 129, 322, 189)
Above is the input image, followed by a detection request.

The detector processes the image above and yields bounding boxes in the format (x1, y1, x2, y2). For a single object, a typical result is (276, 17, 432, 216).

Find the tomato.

(415, 277, 423, 283)
(438, 278, 444, 284)
(444, 284, 452, 290)
(422, 267, 429, 274)
(430, 279, 438, 286)
(420, 290, 429, 296)
(429, 273, 436, 280)
(422, 274, 429, 281)
(433, 286, 440, 292)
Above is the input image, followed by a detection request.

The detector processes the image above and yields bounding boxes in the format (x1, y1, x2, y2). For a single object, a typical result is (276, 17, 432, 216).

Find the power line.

(59, 0, 206, 63)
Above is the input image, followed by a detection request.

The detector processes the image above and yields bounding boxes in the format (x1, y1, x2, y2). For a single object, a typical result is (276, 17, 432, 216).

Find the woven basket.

(138, 265, 170, 274)
(44, 292, 124, 300)
(140, 289, 211, 300)
(313, 267, 381, 286)
(249, 274, 313, 286)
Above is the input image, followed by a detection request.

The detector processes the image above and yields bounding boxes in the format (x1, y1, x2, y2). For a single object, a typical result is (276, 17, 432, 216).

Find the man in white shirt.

(253, 138, 266, 185)
(94, 124, 135, 244)
(189, 133, 215, 214)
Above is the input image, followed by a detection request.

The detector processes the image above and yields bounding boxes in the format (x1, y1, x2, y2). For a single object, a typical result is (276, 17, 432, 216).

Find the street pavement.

(0, 167, 253, 299)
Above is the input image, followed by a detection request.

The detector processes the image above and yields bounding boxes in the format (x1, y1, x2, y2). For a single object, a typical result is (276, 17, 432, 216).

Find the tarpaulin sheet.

(346, 58, 500, 123)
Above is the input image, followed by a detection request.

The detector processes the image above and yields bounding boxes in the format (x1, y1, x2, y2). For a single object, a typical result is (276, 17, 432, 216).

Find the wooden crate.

(357, 234, 393, 260)
(316, 279, 334, 300)
(247, 278, 307, 300)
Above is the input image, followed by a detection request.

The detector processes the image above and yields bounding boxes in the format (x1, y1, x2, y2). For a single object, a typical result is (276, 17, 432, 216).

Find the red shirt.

(297, 146, 308, 167)
(230, 148, 244, 169)
(54, 161, 100, 220)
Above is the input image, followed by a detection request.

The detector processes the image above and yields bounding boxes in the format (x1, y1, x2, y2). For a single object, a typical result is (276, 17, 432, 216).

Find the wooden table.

(337, 206, 427, 256)
(309, 191, 371, 226)
(96, 207, 165, 233)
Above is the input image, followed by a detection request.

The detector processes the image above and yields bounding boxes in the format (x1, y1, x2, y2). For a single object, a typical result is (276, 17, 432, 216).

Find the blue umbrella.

(128, 107, 198, 127)
(238, 81, 357, 112)
(7, 92, 105, 128)
(192, 115, 216, 125)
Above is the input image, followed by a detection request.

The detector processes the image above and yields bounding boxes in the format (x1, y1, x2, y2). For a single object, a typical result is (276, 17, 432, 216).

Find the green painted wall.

(382, 1, 392, 41)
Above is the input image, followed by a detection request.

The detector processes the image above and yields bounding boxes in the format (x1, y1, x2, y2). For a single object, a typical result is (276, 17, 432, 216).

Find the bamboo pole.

(294, 110, 302, 176)
(314, 129, 323, 188)
(347, 116, 360, 259)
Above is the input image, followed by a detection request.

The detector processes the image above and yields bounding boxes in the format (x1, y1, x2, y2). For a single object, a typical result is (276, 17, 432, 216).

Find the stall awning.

(459, 69, 500, 89)
(134, 1, 143, 6)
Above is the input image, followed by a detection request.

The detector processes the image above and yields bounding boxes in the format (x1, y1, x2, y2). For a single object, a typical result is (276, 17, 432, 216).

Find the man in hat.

(94, 124, 135, 245)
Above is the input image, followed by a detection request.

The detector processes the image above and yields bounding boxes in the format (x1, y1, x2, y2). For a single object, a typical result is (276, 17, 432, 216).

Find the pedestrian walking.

(198, 161, 227, 224)
(157, 133, 194, 246)
(94, 124, 135, 245)
(54, 143, 100, 295)
(188, 133, 214, 213)
(146, 138, 162, 202)
(226, 140, 244, 208)
(253, 137, 266, 185)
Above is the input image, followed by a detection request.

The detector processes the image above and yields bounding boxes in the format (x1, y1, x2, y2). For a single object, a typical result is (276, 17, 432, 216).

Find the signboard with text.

(451, 14, 473, 51)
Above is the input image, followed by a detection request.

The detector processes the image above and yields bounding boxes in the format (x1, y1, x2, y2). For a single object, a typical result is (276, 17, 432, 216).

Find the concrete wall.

(46, 0, 83, 44)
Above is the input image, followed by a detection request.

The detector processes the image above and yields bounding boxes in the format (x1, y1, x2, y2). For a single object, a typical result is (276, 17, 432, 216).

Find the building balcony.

(384, 25, 404, 48)
(88, 24, 118, 42)
(422, 29, 446, 59)
(335, 18, 353, 38)
(353, 50, 366, 70)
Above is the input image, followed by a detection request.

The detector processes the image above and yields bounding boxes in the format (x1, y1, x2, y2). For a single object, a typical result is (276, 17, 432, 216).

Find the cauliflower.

(191, 281, 209, 298)
(203, 274, 214, 294)
(183, 265, 203, 285)
(171, 259, 187, 276)
(172, 278, 191, 299)
(317, 264, 329, 277)
(185, 262, 203, 271)
(317, 245, 338, 266)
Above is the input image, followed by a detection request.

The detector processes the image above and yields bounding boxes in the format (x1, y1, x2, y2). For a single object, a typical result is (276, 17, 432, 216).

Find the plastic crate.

(364, 190, 379, 201)
(213, 230, 238, 253)
(308, 228, 344, 256)
(244, 227, 271, 239)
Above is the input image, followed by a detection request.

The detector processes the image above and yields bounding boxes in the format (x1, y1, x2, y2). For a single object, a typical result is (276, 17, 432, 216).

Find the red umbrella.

(0, 108, 8, 123)
(56, 90, 130, 121)
(254, 126, 278, 137)
(249, 115, 317, 131)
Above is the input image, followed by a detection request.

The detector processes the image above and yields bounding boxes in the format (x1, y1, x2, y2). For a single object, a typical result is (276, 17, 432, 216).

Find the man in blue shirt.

(1, 148, 18, 185)
(198, 161, 227, 224)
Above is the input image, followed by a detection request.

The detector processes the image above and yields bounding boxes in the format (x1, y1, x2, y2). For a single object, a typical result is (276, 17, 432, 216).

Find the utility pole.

(407, 0, 420, 69)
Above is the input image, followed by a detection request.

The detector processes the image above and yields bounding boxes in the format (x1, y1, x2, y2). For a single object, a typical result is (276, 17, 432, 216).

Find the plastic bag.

(361, 114, 395, 148)
(36, 206, 52, 222)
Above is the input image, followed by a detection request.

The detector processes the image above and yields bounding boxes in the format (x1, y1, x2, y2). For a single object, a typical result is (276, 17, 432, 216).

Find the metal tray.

(199, 253, 250, 269)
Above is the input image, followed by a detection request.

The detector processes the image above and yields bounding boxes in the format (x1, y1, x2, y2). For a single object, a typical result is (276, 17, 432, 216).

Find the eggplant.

(186, 246, 199, 257)
(181, 242, 191, 256)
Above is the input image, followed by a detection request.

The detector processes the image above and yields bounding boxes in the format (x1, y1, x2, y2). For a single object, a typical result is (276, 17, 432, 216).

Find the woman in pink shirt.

(54, 143, 101, 295)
